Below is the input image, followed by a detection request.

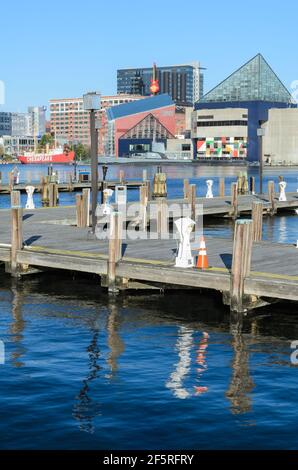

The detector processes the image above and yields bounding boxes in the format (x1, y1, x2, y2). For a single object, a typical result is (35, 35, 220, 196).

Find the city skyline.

(1, 0, 298, 112)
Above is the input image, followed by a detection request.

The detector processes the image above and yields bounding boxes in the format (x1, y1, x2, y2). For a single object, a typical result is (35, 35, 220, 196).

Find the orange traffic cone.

(196, 236, 209, 269)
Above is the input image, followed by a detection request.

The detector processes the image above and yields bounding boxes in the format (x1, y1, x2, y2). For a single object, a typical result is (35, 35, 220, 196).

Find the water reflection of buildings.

(166, 327, 209, 399)
(72, 328, 102, 434)
(10, 281, 26, 368)
(73, 301, 125, 433)
(225, 319, 255, 415)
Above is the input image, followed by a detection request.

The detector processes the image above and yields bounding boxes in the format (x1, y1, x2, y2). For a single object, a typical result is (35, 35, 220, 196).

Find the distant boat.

(18, 147, 75, 164)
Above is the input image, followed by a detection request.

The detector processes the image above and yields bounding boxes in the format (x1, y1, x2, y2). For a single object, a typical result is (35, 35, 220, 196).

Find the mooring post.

(139, 185, 148, 231)
(268, 181, 276, 215)
(0, 171, 2, 185)
(231, 182, 238, 219)
(187, 184, 196, 224)
(76, 194, 82, 227)
(11, 208, 23, 277)
(11, 190, 21, 208)
(108, 212, 120, 294)
(68, 173, 73, 192)
(145, 180, 151, 201)
(230, 220, 253, 314)
(82, 188, 90, 227)
(183, 179, 190, 199)
(219, 178, 225, 198)
(9, 172, 14, 192)
(119, 170, 124, 184)
(250, 176, 255, 194)
(252, 201, 263, 242)
(157, 199, 168, 236)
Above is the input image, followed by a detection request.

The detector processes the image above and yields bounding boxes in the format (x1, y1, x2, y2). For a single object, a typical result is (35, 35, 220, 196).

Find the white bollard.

(279, 181, 287, 202)
(25, 185, 35, 209)
(206, 180, 214, 199)
(174, 217, 195, 268)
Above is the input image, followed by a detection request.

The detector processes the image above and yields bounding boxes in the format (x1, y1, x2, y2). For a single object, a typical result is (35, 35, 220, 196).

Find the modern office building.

(28, 106, 47, 137)
(0, 112, 12, 136)
(193, 54, 296, 161)
(117, 63, 204, 106)
(11, 112, 32, 136)
(49, 94, 143, 152)
(106, 94, 176, 157)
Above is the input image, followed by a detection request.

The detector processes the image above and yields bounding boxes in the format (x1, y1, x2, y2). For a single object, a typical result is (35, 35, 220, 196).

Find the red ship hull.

(18, 151, 75, 164)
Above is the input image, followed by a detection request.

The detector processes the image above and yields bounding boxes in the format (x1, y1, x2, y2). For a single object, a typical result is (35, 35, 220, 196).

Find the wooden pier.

(0, 198, 297, 315)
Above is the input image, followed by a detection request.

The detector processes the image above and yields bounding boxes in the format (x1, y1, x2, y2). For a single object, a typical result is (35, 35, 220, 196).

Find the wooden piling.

(231, 183, 238, 219)
(252, 201, 263, 242)
(250, 176, 255, 194)
(230, 220, 253, 314)
(11, 208, 23, 276)
(48, 183, 58, 207)
(11, 190, 21, 208)
(139, 185, 148, 231)
(68, 173, 73, 192)
(188, 184, 196, 223)
(76, 194, 83, 227)
(219, 178, 225, 198)
(108, 212, 120, 294)
(157, 199, 168, 235)
(119, 170, 124, 184)
(9, 172, 14, 192)
(82, 188, 90, 227)
(268, 181, 276, 215)
(183, 179, 190, 199)
(76, 189, 90, 227)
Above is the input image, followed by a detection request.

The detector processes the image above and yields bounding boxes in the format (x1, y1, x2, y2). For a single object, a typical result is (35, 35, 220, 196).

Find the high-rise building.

(49, 94, 144, 153)
(193, 54, 296, 161)
(28, 106, 47, 137)
(117, 63, 204, 106)
(11, 112, 32, 136)
(0, 112, 12, 136)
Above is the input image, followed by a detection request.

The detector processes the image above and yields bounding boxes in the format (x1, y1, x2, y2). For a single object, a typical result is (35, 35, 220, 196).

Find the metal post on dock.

(11, 207, 23, 277)
(83, 92, 101, 234)
(252, 201, 263, 242)
(230, 220, 253, 314)
(219, 178, 225, 198)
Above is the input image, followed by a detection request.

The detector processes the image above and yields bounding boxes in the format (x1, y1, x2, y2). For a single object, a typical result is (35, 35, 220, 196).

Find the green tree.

(39, 133, 54, 150)
(75, 143, 90, 161)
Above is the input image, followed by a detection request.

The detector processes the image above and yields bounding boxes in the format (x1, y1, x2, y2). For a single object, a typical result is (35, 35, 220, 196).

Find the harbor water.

(0, 163, 298, 449)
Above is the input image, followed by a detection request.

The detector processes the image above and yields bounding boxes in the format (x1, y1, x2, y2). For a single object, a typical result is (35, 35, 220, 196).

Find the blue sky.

(1, 0, 297, 112)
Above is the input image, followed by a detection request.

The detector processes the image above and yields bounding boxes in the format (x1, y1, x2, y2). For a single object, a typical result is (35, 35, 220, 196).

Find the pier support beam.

(230, 220, 253, 314)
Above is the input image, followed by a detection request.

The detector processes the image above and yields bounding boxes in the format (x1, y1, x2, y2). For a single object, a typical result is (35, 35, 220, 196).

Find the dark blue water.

(0, 163, 298, 450)
(0, 276, 297, 450)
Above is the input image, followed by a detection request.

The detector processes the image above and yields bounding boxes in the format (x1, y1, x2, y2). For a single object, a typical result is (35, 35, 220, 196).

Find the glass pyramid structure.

(199, 54, 292, 104)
